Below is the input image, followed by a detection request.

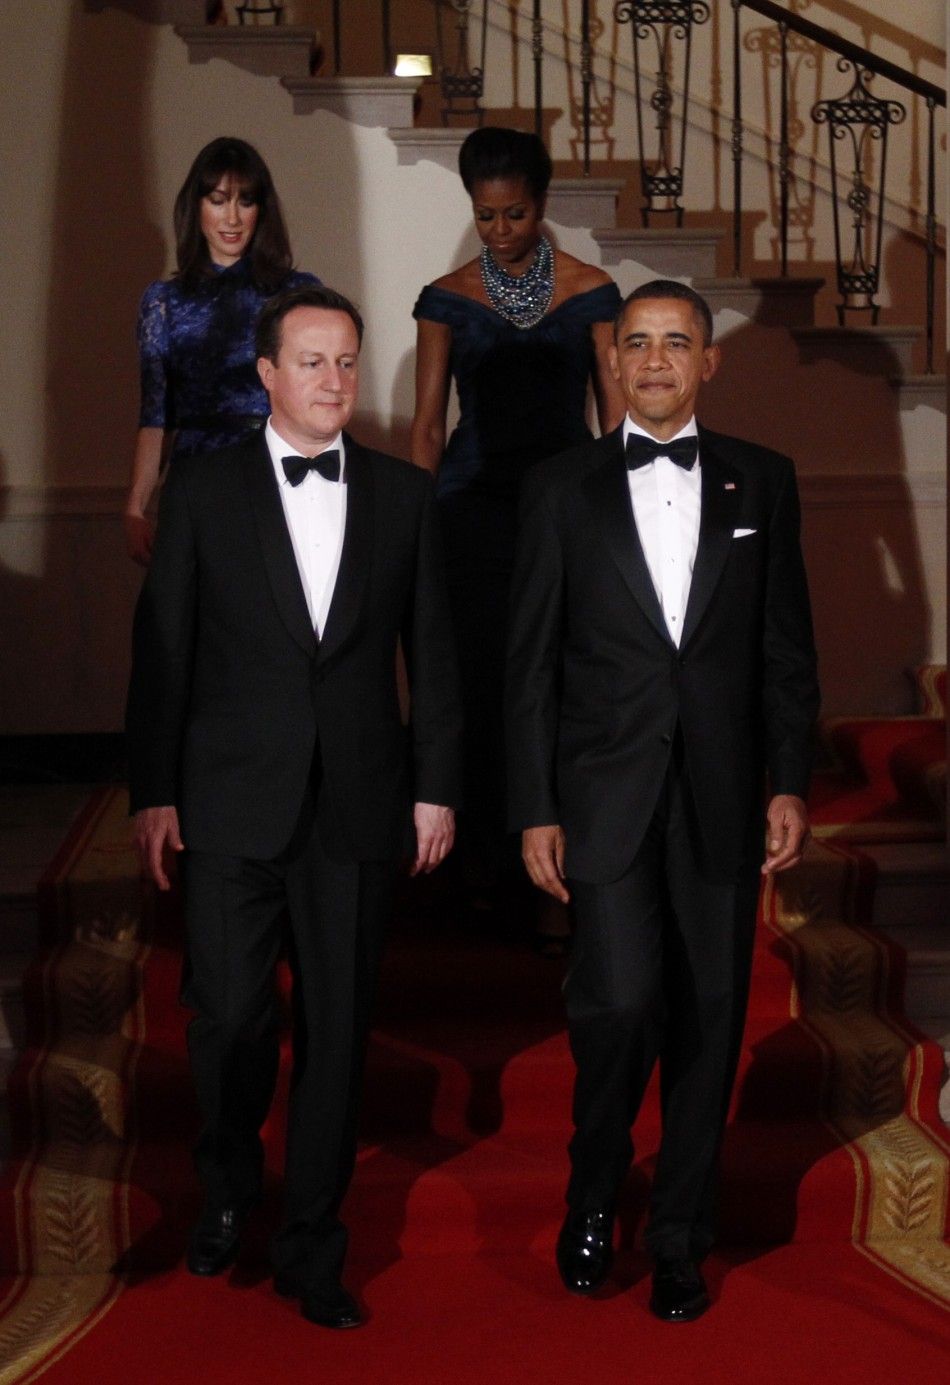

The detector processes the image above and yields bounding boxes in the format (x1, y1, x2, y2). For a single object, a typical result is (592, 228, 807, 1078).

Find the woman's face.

(199, 174, 260, 266)
(471, 177, 544, 273)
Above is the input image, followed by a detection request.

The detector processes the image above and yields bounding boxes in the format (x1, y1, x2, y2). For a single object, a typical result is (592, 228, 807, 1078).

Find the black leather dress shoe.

(649, 1258, 710, 1321)
(556, 1208, 614, 1295)
(301, 1285, 362, 1330)
(186, 1204, 249, 1276)
(274, 1273, 362, 1329)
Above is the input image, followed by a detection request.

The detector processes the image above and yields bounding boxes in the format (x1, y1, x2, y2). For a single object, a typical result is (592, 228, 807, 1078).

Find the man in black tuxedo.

(127, 285, 462, 1329)
(506, 280, 818, 1320)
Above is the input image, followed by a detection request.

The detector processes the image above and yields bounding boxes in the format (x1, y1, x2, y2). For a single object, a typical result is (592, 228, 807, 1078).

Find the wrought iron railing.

(311, 1, 945, 371)
(733, 0, 944, 370)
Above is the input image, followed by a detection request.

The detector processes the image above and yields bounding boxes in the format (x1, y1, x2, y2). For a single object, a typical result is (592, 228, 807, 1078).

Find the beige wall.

(0, 0, 945, 731)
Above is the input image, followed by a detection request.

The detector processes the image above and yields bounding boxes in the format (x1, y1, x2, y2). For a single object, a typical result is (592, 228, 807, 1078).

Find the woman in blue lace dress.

(411, 127, 625, 934)
(125, 137, 319, 563)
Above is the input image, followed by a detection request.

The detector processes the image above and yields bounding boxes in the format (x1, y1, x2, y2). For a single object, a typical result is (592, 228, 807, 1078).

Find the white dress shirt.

(623, 415, 701, 647)
(265, 419, 347, 638)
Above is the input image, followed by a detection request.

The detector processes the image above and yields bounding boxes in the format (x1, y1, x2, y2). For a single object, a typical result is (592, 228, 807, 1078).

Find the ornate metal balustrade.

(317, 0, 944, 371)
(615, 2, 710, 226)
(435, 1, 488, 124)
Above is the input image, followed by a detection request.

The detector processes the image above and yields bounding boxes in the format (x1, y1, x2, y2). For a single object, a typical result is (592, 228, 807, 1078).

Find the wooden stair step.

(693, 276, 824, 328)
(175, 23, 318, 78)
(87, 0, 209, 24)
(792, 324, 921, 376)
(282, 76, 421, 128)
(592, 226, 725, 278)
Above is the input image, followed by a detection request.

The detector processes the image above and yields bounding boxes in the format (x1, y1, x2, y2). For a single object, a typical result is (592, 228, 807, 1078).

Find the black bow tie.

(625, 435, 698, 472)
(282, 449, 341, 486)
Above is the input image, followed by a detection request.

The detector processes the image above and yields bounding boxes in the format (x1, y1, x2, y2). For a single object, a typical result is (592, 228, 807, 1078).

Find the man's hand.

(522, 825, 570, 903)
(761, 794, 810, 875)
(133, 806, 184, 890)
(411, 803, 455, 876)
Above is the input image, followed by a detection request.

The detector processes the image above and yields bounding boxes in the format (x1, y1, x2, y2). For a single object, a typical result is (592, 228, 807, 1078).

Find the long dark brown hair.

(173, 137, 293, 293)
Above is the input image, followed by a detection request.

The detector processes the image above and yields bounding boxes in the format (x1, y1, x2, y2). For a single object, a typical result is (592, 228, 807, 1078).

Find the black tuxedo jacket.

(506, 424, 819, 883)
(127, 431, 462, 862)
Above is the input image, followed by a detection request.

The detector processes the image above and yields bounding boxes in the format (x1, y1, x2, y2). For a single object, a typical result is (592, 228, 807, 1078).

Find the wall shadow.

(702, 310, 932, 715)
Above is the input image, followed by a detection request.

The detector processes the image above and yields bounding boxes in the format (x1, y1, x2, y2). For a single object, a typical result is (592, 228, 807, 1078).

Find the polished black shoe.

(274, 1273, 362, 1329)
(556, 1208, 614, 1295)
(649, 1258, 710, 1322)
(186, 1204, 249, 1276)
(301, 1284, 362, 1330)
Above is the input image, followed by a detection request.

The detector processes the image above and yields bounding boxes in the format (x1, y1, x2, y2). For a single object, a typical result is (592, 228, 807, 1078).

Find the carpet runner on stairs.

(0, 669, 946, 1382)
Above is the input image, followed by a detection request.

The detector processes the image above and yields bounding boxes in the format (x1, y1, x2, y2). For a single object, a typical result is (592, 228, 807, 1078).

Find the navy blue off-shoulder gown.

(413, 279, 622, 883)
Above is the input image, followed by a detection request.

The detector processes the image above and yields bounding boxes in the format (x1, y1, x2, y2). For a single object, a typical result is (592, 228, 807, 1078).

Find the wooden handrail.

(738, 0, 946, 107)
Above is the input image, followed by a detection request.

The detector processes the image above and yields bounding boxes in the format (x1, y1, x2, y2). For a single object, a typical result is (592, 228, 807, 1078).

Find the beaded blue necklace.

(480, 235, 555, 329)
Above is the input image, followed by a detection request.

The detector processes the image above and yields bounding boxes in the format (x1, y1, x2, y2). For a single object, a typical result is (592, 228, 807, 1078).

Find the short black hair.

(458, 126, 553, 201)
(255, 285, 365, 362)
(615, 280, 714, 347)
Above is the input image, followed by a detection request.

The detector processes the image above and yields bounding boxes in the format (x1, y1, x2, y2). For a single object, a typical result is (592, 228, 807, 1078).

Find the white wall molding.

(0, 487, 127, 520)
(798, 471, 946, 509)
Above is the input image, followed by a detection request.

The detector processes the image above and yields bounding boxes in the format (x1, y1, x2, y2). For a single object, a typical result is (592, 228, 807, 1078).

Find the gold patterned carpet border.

(0, 788, 148, 1383)
(766, 837, 950, 1312)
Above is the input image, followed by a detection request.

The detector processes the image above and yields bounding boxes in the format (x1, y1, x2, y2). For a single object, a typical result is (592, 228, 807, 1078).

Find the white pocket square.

(732, 527, 757, 538)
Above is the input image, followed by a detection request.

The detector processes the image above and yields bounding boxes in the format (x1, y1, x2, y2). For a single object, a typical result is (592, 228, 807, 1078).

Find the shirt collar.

(623, 415, 698, 446)
(265, 419, 346, 486)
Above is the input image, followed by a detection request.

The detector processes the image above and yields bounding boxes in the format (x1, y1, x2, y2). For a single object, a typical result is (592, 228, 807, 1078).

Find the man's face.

(609, 297, 720, 440)
(257, 307, 359, 453)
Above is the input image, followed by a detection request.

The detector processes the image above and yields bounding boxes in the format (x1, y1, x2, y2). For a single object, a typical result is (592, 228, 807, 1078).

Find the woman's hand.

(125, 426, 165, 564)
(409, 318, 453, 474)
(124, 511, 155, 565)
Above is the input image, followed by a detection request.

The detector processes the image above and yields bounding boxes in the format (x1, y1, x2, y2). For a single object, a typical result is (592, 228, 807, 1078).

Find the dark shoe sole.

(275, 1275, 363, 1328)
(561, 1278, 602, 1297)
(649, 1292, 710, 1322)
(186, 1245, 240, 1277)
(300, 1305, 363, 1330)
(556, 1253, 612, 1296)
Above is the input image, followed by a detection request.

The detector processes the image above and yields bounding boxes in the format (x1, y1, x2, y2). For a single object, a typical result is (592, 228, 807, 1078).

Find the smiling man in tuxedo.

(506, 280, 818, 1319)
(127, 284, 461, 1329)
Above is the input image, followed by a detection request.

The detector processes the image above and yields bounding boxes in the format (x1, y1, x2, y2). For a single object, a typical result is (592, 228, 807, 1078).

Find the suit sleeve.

(762, 457, 820, 799)
(125, 462, 198, 812)
(505, 472, 565, 829)
(402, 475, 464, 808)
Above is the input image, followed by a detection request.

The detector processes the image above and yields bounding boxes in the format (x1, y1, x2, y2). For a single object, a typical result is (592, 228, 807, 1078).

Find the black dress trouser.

(565, 742, 761, 1262)
(182, 793, 396, 1289)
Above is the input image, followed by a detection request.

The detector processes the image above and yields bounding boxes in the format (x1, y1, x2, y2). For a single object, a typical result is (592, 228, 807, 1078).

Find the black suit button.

(660, 734, 672, 745)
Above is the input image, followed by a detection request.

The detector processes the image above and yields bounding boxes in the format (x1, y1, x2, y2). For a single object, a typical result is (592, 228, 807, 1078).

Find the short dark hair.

(458, 126, 553, 201)
(615, 280, 714, 347)
(255, 284, 365, 363)
(173, 136, 294, 293)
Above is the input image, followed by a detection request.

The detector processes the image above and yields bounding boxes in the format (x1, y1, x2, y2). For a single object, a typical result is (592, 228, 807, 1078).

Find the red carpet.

(0, 679, 947, 1381)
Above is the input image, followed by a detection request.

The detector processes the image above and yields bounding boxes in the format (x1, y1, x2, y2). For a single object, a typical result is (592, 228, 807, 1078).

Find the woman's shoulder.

(554, 251, 616, 295)
(414, 262, 483, 322)
(551, 254, 621, 318)
(139, 277, 174, 311)
(431, 260, 482, 297)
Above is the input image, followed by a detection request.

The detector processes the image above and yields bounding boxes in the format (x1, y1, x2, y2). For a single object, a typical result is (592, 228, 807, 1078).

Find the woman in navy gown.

(411, 127, 625, 935)
(124, 137, 319, 563)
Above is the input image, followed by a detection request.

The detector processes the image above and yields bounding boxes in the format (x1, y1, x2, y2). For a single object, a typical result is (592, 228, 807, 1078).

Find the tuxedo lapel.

(680, 430, 742, 649)
(242, 437, 317, 658)
(317, 433, 374, 666)
(584, 429, 673, 648)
